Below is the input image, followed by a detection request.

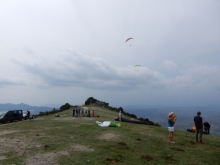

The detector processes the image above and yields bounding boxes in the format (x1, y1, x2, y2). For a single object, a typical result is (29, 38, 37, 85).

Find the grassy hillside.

(0, 105, 219, 165)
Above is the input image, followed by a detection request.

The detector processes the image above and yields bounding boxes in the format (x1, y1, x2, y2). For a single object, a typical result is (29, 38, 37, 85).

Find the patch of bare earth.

(0, 130, 18, 136)
(0, 135, 41, 156)
(98, 133, 120, 141)
(24, 151, 68, 165)
(72, 144, 94, 152)
(0, 156, 7, 160)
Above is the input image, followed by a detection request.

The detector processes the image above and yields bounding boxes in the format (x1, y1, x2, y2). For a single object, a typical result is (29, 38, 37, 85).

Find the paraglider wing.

(125, 37, 133, 42)
(134, 64, 141, 71)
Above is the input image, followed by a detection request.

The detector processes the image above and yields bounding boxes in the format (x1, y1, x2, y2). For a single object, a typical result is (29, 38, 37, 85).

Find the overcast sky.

(1, 0, 220, 107)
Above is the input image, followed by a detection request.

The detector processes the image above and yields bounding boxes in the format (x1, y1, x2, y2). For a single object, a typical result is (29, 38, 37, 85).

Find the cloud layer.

(0, 0, 220, 107)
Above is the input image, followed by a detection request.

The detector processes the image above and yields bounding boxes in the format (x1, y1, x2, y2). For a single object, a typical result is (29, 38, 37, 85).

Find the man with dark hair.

(194, 111, 203, 143)
(203, 122, 211, 134)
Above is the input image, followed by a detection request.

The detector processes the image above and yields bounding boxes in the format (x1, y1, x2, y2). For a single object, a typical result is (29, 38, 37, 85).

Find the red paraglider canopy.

(125, 37, 133, 42)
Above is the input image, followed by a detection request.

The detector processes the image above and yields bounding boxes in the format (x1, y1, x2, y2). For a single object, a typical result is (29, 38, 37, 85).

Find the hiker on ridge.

(194, 111, 204, 144)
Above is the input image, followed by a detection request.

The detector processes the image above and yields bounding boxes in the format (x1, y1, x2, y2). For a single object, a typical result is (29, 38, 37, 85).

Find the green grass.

(0, 105, 219, 165)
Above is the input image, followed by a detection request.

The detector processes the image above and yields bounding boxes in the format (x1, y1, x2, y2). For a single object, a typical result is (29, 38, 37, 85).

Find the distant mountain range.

(0, 103, 56, 115)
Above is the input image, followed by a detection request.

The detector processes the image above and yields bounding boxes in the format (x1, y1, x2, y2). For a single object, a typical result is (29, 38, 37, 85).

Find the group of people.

(72, 109, 95, 117)
(167, 111, 210, 144)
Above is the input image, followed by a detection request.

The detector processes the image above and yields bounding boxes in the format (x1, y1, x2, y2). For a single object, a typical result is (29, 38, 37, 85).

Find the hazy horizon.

(1, 102, 220, 110)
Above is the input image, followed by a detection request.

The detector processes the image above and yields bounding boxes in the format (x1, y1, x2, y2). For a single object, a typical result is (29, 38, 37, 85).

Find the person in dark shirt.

(87, 110, 91, 117)
(194, 111, 203, 143)
(72, 109, 75, 117)
(145, 117, 149, 123)
(26, 110, 31, 120)
(203, 122, 210, 134)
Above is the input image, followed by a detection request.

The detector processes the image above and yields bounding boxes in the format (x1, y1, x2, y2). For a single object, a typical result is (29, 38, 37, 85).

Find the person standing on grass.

(119, 111, 122, 121)
(168, 112, 177, 144)
(87, 110, 91, 117)
(72, 109, 75, 117)
(81, 108, 84, 117)
(78, 109, 81, 117)
(194, 111, 204, 143)
(76, 109, 79, 117)
(26, 110, 31, 120)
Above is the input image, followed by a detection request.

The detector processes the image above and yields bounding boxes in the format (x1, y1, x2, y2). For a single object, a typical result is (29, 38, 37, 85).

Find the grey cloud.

(174, 64, 220, 89)
(14, 50, 169, 91)
(23, 46, 35, 55)
(0, 74, 25, 87)
(163, 60, 177, 70)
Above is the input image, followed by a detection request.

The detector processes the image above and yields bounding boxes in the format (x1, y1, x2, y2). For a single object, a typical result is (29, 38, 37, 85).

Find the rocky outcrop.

(85, 97, 109, 107)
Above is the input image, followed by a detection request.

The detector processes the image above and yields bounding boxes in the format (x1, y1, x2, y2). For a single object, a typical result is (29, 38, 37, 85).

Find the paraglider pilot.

(203, 122, 210, 134)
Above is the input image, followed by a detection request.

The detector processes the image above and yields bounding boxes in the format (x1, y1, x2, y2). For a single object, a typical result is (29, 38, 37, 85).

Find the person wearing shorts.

(168, 112, 176, 144)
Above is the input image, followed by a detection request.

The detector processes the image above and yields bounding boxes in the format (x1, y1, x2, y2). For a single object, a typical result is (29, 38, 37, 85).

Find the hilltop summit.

(85, 97, 109, 107)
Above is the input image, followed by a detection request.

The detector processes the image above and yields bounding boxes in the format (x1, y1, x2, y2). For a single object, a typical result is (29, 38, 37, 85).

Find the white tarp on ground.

(95, 121, 121, 127)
